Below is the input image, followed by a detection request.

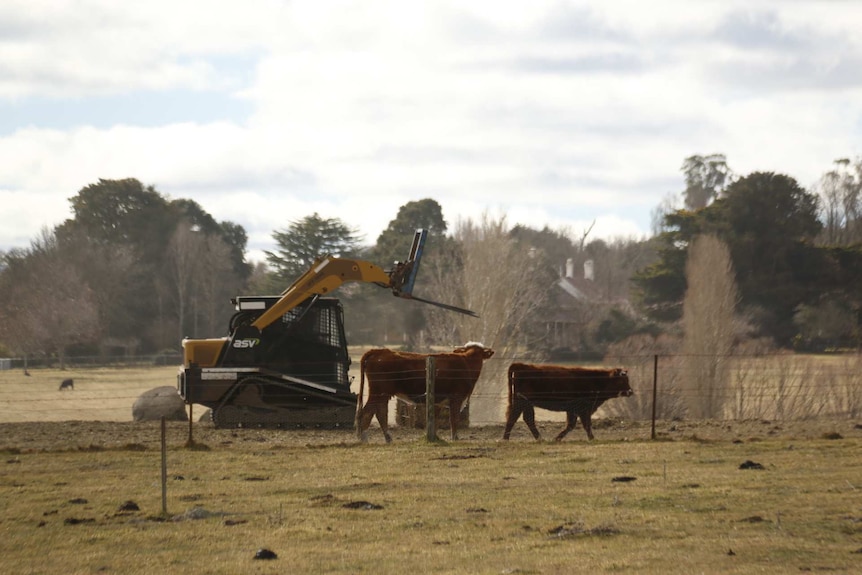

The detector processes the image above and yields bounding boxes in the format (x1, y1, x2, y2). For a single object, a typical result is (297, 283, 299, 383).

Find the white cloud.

(1, 0, 861, 262)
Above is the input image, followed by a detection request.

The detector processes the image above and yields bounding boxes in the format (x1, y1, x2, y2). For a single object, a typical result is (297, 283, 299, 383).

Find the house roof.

(558, 273, 601, 302)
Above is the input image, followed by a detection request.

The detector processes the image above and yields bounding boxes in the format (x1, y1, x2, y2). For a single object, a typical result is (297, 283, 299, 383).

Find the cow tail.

(355, 354, 367, 433)
(507, 363, 516, 407)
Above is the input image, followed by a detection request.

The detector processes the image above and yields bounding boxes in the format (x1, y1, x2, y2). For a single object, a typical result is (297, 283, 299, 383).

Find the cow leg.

(554, 409, 578, 441)
(447, 397, 464, 440)
(522, 404, 542, 440)
(580, 410, 595, 440)
(359, 395, 391, 443)
(358, 402, 376, 442)
(376, 401, 393, 444)
(502, 399, 524, 440)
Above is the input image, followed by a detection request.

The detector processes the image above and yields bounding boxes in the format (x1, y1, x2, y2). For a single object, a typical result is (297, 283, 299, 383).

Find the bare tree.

(161, 222, 247, 345)
(815, 157, 862, 245)
(682, 154, 732, 210)
(56, 229, 139, 356)
(196, 234, 244, 336)
(576, 220, 595, 251)
(585, 237, 656, 303)
(650, 192, 681, 235)
(422, 213, 551, 423)
(602, 333, 686, 421)
(165, 222, 206, 341)
(681, 235, 739, 419)
(0, 228, 100, 367)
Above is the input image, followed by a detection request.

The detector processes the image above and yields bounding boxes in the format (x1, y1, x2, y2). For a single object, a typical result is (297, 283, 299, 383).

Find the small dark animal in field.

(24, 369, 30, 376)
(342, 500, 384, 510)
(253, 548, 278, 560)
(59, 378, 74, 391)
(118, 501, 140, 512)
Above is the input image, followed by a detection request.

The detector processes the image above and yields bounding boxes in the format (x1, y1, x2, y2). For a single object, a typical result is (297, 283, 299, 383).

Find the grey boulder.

(133, 386, 188, 422)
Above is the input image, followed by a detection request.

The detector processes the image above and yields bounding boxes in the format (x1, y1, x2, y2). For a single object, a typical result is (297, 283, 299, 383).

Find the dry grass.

(6, 352, 858, 426)
(1, 358, 860, 573)
(0, 349, 376, 424)
(1, 421, 861, 574)
(727, 353, 862, 420)
(602, 352, 862, 423)
(0, 366, 181, 423)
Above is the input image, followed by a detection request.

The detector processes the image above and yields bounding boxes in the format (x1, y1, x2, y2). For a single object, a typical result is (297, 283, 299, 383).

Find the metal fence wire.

(1, 352, 860, 424)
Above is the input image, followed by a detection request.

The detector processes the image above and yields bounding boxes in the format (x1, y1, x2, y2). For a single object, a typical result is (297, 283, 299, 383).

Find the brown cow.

(502, 363, 632, 442)
(356, 342, 495, 443)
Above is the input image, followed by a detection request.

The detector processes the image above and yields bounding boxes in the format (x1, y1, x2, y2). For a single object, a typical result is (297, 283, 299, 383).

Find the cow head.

(611, 368, 633, 397)
(454, 342, 495, 360)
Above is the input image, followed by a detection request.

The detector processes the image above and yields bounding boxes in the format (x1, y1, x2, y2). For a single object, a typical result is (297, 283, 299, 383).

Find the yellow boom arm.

(250, 256, 392, 331)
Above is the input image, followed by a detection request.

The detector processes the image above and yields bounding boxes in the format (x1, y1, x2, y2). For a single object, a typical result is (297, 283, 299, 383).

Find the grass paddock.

(1, 364, 861, 573)
(1, 419, 861, 574)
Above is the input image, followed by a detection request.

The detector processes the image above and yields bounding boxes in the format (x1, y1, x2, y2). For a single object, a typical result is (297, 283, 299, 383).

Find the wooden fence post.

(426, 356, 437, 442)
(160, 417, 168, 516)
(651, 354, 658, 440)
(187, 403, 194, 446)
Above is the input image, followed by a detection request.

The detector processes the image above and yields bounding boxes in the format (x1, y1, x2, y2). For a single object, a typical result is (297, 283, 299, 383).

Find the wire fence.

(465, 351, 862, 426)
(1, 351, 860, 425)
(0, 353, 182, 370)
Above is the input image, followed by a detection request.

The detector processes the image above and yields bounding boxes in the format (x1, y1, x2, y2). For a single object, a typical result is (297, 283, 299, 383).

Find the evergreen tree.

(373, 199, 448, 268)
(634, 172, 823, 345)
(265, 213, 364, 283)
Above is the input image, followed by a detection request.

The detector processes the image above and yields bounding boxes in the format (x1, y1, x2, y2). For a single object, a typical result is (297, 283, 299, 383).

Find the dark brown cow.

(356, 342, 495, 443)
(502, 363, 632, 442)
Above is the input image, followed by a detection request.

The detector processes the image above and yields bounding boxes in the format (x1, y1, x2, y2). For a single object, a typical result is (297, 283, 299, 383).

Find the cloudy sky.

(1, 0, 860, 263)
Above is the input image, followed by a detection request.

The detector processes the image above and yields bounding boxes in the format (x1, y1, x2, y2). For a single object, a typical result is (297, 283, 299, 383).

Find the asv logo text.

(233, 338, 260, 349)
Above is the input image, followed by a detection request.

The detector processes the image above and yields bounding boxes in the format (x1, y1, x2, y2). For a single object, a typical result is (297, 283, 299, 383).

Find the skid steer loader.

(177, 229, 476, 429)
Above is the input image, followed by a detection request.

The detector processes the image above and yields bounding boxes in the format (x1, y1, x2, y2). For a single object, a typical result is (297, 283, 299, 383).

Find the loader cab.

(221, 295, 352, 392)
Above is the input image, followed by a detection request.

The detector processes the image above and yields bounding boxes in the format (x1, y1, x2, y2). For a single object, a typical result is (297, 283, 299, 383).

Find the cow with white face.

(355, 342, 494, 443)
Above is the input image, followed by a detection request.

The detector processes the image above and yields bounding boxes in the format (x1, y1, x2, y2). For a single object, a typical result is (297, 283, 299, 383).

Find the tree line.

(637, 157, 862, 350)
(0, 179, 251, 365)
(1, 154, 861, 367)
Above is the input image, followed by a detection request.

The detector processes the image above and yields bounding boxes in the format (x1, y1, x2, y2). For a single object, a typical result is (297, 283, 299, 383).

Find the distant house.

(558, 258, 600, 302)
(541, 258, 634, 352)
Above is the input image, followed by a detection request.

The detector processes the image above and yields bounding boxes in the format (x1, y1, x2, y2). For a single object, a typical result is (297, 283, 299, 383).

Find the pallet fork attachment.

(390, 229, 478, 318)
